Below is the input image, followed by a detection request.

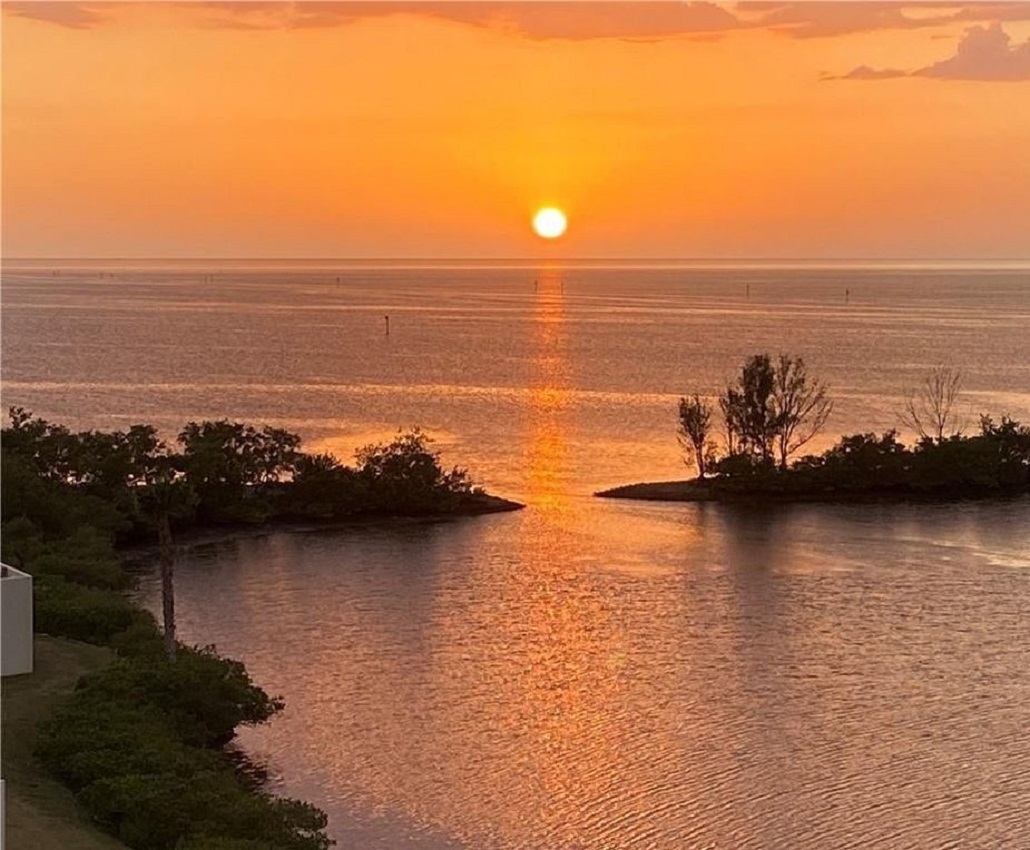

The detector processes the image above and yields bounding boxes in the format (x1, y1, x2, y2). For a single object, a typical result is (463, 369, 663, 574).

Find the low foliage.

(30, 582, 332, 850)
(356, 429, 474, 514)
(70, 647, 284, 747)
(704, 416, 1030, 499)
(676, 357, 1027, 500)
(33, 575, 147, 645)
(37, 672, 328, 850)
(3, 408, 480, 537)
(4, 408, 335, 849)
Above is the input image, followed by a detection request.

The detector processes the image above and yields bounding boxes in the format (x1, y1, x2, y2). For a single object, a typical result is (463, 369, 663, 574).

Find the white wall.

(1, 564, 34, 677)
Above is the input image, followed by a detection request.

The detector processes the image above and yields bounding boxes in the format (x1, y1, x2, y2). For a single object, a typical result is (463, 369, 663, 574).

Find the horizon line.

(6, 256, 1030, 263)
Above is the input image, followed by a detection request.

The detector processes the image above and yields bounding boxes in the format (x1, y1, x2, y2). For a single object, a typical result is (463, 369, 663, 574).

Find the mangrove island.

(599, 355, 1030, 504)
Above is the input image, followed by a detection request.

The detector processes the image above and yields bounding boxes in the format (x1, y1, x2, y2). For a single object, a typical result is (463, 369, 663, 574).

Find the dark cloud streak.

(6, 1, 1030, 56)
(826, 22, 1030, 81)
(3, 1, 111, 29)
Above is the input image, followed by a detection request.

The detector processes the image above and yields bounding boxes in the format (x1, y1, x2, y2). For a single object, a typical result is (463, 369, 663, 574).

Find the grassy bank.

(1, 637, 126, 850)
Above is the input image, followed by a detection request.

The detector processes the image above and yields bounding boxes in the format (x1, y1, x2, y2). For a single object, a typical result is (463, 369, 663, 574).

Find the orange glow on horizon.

(2, 5, 1029, 258)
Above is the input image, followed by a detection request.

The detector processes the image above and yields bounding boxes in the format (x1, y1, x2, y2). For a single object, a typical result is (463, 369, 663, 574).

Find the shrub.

(78, 770, 329, 850)
(33, 576, 142, 644)
(1, 451, 130, 539)
(35, 653, 329, 850)
(36, 698, 217, 791)
(357, 429, 472, 513)
(813, 431, 910, 491)
(712, 452, 775, 480)
(108, 613, 168, 660)
(178, 838, 283, 850)
(282, 453, 367, 519)
(73, 648, 283, 747)
(30, 525, 132, 590)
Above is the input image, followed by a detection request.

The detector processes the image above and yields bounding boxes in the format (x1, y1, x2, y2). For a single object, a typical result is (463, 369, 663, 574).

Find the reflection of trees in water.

(715, 503, 794, 672)
(682, 502, 805, 845)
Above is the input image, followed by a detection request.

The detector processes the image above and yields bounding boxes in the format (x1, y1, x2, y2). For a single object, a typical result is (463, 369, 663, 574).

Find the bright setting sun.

(532, 207, 567, 240)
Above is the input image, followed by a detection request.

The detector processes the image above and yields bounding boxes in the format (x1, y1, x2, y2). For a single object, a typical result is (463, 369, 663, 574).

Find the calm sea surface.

(3, 260, 1030, 848)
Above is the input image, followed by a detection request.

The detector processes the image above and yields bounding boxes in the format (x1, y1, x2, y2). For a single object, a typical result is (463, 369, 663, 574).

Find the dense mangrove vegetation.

(1, 408, 518, 850)
(3, 408, 518, 541)
(600, 357, 1030, 503)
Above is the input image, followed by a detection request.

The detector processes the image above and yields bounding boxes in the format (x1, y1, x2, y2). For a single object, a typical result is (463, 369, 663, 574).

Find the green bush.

(282, 454, 367, 519)
(176, 838, 282, 850)
(36, 698, 217, 791)
(357, 429, 472, 514)
(1, 451, 130, 539)
(35, 653, 329, 850)
(33, 576, 142, 644)
(108, 614, 168, 660)
(706, 418, 1030, 500)
(711, 452, 776, 481)
(78, 770, 329, 850)
(39, 719, 329, 850)
(73, 648, 283, 747)
(30, 525, 132, 590)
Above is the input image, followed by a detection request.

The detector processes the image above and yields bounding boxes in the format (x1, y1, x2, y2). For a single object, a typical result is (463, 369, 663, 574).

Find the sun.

(533, 207, 567, 239)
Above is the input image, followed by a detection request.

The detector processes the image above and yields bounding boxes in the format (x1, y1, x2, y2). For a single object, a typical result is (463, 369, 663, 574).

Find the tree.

(178, 420, 301, 521)
(139, 454, 197, 663)
(157, 511, 177, 661)
(712, 354, 834, 473)
(900, 365, 964, 443)
(677, 395, 716, 479)
(356, 429, 471, 512)
(771, 355, 833, 470)
(720, 354, 778, 462)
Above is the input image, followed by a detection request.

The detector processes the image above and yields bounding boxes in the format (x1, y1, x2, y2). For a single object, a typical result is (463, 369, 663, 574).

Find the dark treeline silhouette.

(1, 414, 335, 850)
(678, 354, 832, 476)
(646, 355, 1030, 503)
(2, 408, 509, 543)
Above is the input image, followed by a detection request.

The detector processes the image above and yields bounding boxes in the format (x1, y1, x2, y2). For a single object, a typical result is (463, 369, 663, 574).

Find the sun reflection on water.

(525, 270, 573, 513)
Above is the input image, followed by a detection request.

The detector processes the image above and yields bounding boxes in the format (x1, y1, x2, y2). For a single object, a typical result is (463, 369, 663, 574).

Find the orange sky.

(3, 2, 1029, 258)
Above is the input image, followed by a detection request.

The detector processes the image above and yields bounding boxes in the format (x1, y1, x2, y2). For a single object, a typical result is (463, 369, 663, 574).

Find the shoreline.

(596, 479, 1030, 505)
(119, 491, 524, 557)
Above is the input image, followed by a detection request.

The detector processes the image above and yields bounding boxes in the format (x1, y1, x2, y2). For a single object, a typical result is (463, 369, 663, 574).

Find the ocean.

(3, 259, 1029, 848)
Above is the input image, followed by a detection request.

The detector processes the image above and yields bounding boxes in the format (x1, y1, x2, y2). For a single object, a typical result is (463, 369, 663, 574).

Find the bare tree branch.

(678, 394, 715, 479)
(900, 366, 964, 443)
(771, 355, 833, 470)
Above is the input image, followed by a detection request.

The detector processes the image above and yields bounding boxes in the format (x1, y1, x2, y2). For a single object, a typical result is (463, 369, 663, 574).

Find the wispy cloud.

(825, 64, 910, 80)
(826, 22, 1030, 81)
(6, 1, 1030, 50)
(1, 2, 743, 38)
(741, 2, 1030, 39)
(191, 2, 745, 40)
(737, 1, 949, 39)
(3, 1, 111, 29)
(917, 22, 1030, 80)
(950, 2, 1030, 26)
